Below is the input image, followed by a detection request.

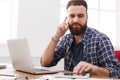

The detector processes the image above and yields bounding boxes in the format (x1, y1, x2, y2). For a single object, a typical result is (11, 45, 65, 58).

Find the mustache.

(73, 22, 82, 26)
(68, 22, 82, 27)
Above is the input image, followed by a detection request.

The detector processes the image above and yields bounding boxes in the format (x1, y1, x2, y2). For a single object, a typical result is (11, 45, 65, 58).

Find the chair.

(114, 51, 120, 61)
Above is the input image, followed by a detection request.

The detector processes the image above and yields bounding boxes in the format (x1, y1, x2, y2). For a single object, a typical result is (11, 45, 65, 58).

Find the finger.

(84, 66, 90, 72)
(73, 61, 82, 73)
(84, 64, 95, 73)
(73, 66, 79, 74)
(62, 23, 69, 30)
(77, 61, 87, 73)
(79, 65, 88, 73)
(60, 24, 67, 31)
(73, 65, 82, 74)
(63, 17, 67, 23)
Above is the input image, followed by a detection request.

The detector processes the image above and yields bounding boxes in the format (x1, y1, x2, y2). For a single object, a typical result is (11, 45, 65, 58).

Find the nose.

(73, 16, 79, 22)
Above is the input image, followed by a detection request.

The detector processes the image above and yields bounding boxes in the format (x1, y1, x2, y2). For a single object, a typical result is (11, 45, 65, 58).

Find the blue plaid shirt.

(47, 27, 120, 78)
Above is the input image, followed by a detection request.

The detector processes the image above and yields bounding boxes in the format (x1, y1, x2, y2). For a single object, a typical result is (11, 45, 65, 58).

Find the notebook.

(7, 38, 63, 74)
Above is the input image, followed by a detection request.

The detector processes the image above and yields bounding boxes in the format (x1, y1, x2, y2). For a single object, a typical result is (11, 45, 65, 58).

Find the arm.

(41, 36, 60, 66)
(41, 18, 69, 66)
(73, 61, 109, 77)
(73, 34, 120, 78)
(97, 35, 120, 78)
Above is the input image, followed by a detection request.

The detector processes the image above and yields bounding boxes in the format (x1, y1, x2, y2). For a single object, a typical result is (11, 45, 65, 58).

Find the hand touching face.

(54, 17, 69, 38)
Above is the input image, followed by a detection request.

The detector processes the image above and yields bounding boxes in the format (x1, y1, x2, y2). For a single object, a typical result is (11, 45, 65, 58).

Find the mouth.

(72, 23, 81, 28)
(73, 24, 80, 28)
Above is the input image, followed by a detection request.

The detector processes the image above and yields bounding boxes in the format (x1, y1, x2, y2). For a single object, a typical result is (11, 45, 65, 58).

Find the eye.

(78, 14, 84, 18)
(69, 14, 75, 18)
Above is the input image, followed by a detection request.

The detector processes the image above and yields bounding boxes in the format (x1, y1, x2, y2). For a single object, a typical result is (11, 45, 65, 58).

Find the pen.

(0, 73, 16, 77)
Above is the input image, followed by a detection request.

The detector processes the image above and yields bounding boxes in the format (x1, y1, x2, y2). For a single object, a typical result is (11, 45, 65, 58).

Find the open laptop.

(7, 38, 63, 74)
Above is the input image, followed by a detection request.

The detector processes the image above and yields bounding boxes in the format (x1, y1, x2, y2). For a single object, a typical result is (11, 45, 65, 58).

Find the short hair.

(66, 0, 88, 10)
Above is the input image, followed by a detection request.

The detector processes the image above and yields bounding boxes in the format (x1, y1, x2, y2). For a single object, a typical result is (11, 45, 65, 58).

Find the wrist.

(51, 36, 60, 42)
(92, 65, 97, 74)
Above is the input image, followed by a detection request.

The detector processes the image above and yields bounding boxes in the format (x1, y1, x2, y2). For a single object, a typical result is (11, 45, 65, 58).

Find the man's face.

(67, 5, 88, 36)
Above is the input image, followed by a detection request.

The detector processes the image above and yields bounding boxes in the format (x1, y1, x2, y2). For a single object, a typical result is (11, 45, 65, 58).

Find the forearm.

(41, 18, 68, 66)
(92, 66, 110, 77)
(73, 61, 110, 77)
(41, 36, 60, 66)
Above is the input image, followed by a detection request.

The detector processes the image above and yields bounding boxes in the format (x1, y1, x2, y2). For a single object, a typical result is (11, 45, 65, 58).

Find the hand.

(54, 17, 69, 38)
(73, 61, 97, 74)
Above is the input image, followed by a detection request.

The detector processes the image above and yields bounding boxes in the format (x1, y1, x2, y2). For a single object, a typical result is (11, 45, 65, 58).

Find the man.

(41, 0, 120, 78)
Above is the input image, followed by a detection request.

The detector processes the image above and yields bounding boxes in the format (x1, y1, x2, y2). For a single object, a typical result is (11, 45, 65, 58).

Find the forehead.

(67, 5, 87, 14)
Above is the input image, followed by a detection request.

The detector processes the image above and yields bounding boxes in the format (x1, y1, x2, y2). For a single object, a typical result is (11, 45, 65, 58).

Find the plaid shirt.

(47, 27, 120, 78)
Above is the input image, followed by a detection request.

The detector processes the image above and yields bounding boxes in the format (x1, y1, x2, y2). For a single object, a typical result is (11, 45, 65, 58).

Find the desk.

(0, 67, 119, 80)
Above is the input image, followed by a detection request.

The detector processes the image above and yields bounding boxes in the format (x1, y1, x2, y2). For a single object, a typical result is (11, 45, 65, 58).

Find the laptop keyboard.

(34, 68, 50, 72)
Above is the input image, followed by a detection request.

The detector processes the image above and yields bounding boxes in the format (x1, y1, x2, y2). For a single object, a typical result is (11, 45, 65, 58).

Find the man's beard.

(69, 22, 87, 36)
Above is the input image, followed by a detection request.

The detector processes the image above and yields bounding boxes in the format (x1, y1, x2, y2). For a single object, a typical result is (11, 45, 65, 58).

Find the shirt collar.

(82, 26, 91, 43)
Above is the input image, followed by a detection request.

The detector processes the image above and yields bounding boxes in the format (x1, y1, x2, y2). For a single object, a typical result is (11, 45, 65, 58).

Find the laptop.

(7, 38, 63, 74)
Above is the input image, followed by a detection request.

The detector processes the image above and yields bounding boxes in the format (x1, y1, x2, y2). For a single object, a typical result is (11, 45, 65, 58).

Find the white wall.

(116, 0, 120, 49)
(0, 0, 60, 57)
(17, 0, 60, 57)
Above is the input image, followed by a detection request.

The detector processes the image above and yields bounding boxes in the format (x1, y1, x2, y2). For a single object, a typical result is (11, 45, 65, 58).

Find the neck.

(74, 35, 83, 43)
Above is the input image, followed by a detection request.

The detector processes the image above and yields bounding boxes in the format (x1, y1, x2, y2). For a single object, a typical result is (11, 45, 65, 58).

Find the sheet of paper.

(37, 75, 73, 80)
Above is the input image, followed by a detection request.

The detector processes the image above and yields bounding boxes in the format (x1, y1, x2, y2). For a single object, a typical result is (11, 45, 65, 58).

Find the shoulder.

(85, 27, 110, 41)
